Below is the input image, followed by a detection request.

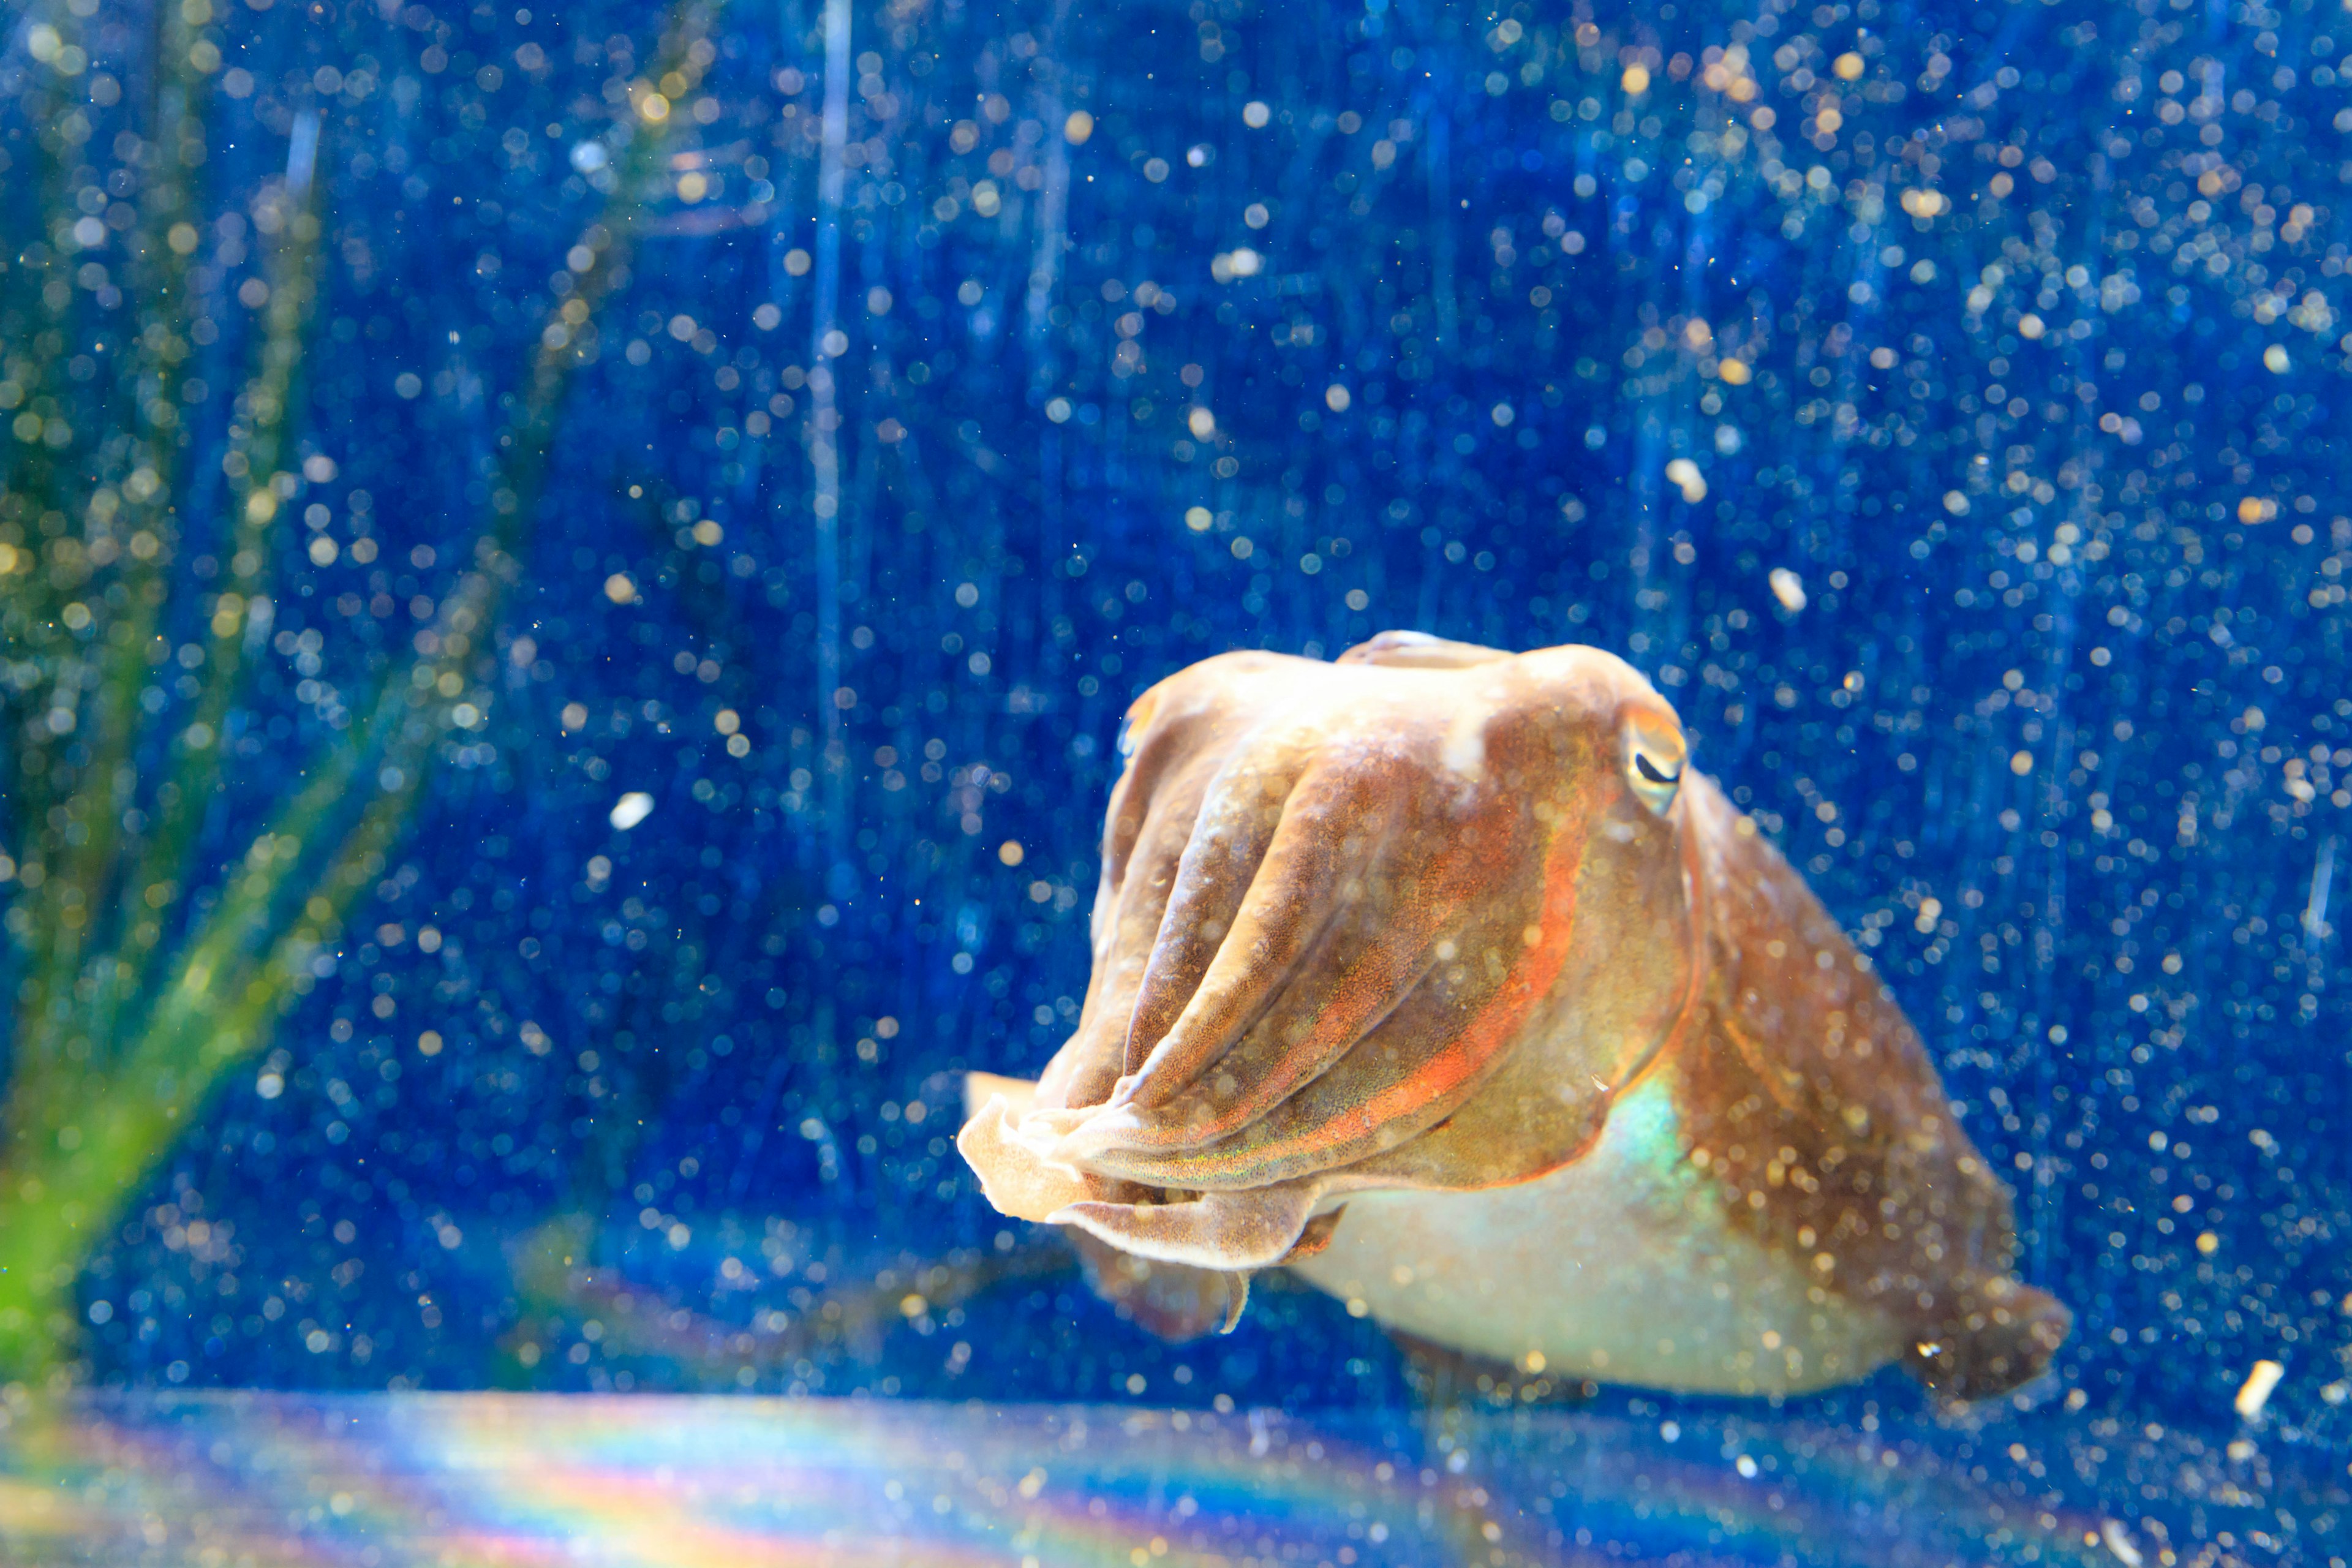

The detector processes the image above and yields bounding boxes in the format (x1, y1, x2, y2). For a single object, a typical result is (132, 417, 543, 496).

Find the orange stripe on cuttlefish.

(1101, 935, 1446, 1154)
(1057, 760, 1605, 1194)
(1147, 803, 1592, 1189)
(1135, 801, 1548, 1182)
(1344, 803, 1590, 1136)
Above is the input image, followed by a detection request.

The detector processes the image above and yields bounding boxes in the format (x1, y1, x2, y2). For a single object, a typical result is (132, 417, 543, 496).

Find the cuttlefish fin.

(1679, 778, 2073, 1396)
(1901, 1278, 2074, 1401)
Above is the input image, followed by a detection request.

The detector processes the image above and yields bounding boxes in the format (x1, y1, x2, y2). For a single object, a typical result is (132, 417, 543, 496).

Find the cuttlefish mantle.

(959, 633, 2071, 1399)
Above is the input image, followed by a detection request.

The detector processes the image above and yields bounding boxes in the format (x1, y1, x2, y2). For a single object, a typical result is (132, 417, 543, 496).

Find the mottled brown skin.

(959, 633, 2070, 1398)
(1676, 775, 2067, 1394)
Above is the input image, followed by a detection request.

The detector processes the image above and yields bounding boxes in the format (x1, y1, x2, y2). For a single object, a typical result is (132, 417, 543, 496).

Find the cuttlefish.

(959, 633, 2070, 1398)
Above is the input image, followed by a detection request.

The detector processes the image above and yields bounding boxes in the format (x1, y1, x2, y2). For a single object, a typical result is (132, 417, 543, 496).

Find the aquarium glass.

(1, 0, 2348, 1561)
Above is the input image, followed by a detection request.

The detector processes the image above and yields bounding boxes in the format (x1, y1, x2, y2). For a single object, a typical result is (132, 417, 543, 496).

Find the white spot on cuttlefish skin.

(1442, 707, 1486, 781)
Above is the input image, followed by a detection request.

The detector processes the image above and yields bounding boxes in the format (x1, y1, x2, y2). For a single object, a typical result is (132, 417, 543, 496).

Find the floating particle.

(1768, 568, 1806, 612)
(610, 792, 657, 831)
(1210, 249, 1261, 282)
(2234, 1359, 2284, 1421)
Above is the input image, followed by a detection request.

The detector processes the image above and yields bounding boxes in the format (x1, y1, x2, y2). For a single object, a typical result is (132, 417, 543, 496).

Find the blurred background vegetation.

(0, 0, 714, 1382)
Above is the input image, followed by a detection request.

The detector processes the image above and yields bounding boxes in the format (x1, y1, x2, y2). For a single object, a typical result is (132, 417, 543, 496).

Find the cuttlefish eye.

(1623, 708, 1686, 816)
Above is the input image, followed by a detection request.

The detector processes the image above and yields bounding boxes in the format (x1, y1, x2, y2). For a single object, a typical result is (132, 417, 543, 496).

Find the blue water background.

(7, 0, 2348, 1478)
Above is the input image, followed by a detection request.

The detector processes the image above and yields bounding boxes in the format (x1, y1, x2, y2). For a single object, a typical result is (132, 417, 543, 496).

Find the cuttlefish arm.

(962, 1071, 1251, 1339)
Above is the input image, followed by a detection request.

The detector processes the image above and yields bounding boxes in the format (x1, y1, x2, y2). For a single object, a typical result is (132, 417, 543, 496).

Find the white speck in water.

(2233, 1358, 2284, 1421)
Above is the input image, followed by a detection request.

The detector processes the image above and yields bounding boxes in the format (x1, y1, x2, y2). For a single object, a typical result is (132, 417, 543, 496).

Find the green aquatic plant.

(0, 3, 718, 1384)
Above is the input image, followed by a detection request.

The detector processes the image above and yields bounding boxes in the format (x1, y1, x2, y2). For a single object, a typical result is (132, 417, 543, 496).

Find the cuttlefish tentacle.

(1098, 679, 1231, 889)
(1262, 702, 1675, 1196)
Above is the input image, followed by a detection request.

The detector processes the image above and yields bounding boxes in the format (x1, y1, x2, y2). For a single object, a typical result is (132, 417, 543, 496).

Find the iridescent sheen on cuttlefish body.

(958, 633, 2071, 1399)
